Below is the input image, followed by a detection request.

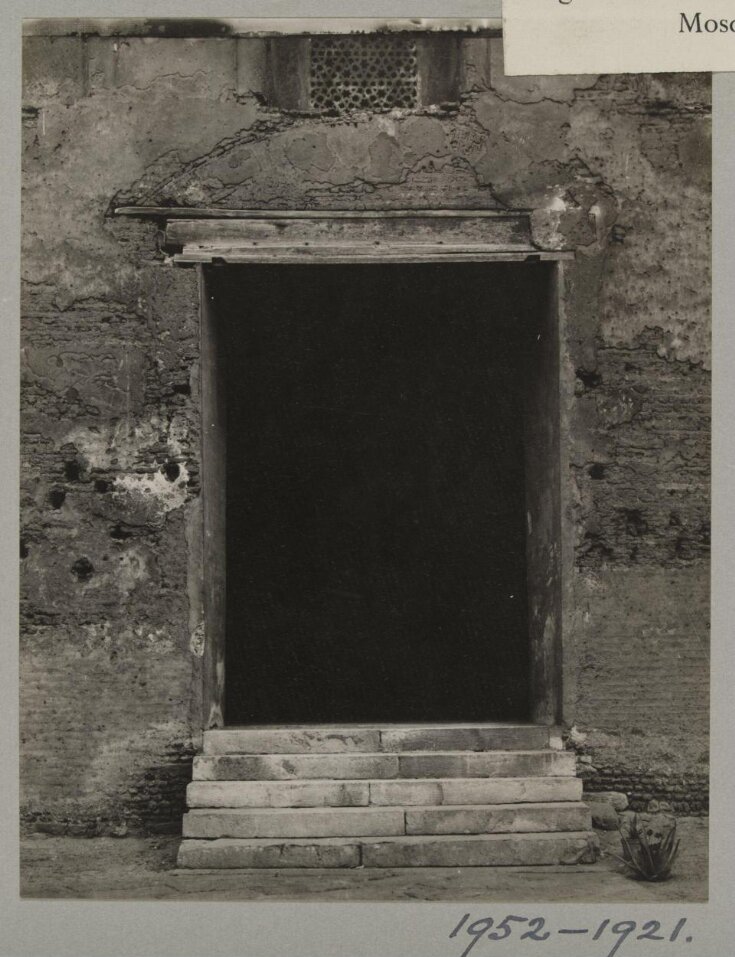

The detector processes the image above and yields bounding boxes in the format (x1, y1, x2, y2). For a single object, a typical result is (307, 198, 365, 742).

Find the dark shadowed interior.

(212, 262, 549, 723)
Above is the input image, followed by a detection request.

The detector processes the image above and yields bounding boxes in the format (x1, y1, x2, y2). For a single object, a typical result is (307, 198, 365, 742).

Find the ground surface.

(19, 819, 708, 901)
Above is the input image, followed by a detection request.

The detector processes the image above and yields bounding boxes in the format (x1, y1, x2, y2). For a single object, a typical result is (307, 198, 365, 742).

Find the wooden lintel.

(114, 207, 575, 260)
(116, 207, 532, 220)
(175, 247, 573, 264)
(161, 213, 564, 261)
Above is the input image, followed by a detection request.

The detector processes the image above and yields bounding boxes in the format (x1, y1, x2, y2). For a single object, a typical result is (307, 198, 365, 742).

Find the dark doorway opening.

(209, 262, 552, 724)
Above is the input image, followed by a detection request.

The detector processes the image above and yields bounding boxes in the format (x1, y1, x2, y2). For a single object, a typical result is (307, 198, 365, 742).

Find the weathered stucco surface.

(21, 34, 710, 832)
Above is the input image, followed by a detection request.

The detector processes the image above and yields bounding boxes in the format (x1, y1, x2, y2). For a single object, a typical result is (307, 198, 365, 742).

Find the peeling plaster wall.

(21, 34, 710, 831)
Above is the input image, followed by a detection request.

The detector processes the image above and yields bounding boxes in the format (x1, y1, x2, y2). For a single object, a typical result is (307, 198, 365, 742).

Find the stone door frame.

(118, 206, 574, 729)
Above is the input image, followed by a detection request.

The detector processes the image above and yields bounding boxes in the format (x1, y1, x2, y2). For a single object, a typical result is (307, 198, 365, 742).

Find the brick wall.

(20, 31, 710, 830)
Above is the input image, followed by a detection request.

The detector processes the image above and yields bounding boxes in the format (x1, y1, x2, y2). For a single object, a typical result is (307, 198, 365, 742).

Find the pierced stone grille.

(310, 35, 418, 113)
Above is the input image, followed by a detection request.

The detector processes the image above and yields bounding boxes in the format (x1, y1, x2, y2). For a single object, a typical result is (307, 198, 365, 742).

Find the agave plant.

(615, 813, 680, 881)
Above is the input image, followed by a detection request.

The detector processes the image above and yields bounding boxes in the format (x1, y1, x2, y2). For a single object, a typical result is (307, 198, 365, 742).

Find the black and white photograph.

(18, 14, 711, 904)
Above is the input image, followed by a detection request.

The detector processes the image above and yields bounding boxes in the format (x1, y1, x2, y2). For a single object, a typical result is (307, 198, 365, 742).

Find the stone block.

(361, 832, 600, 867)
(588, 802, 621, 831)
(203, 728, 381, 754)
(405, 802, 590, 835)
(585, 790, 629, 812)
(379, 725, 549, 752)
(396, 750, 576, 779)
(369, 781, 444, 806)
(177, 838, 360, 869)
(183, 807, 404, 839)
(369, 776, 583, 806)
(187, 780, 369, 808)
(193, 753, 400, 781)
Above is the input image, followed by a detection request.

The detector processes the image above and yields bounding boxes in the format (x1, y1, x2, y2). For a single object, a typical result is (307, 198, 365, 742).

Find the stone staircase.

(177, 725, 598, 868)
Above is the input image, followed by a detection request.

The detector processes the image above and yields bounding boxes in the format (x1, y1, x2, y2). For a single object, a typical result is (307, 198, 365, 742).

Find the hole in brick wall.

(48, 488, 66, 509)
(71, 557, 94, 582)
(588, 463, 606, 480)
(94, 479, 111, 493)
(20, 538, 28, 559)
(622, 508, 648, 537)
(582, 531, 614, 559)
(64, 461, 83, 482)
(576, 368, 602, 390)
(110, 524, 133, 541)
(611, 225, 627, 243)
(162, 462, 180, 482)
(172, 382, 191, 396)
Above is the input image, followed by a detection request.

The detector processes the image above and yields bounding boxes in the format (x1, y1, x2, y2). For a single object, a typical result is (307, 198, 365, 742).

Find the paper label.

(503, 0, 735, 75)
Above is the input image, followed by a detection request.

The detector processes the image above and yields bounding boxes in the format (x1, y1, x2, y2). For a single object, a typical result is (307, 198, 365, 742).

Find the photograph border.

(2, 2, 733, 954)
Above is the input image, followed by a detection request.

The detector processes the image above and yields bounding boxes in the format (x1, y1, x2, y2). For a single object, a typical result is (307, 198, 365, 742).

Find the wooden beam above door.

(113, 209, 573, 264)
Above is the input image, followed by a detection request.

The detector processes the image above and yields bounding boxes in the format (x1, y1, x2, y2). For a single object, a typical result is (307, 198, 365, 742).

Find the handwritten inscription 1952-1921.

(449, 914, 692, 957)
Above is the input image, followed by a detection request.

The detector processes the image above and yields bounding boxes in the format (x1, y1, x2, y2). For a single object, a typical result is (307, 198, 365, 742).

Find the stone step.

(192, 750, 575, 782)
(182, 802, 591, 839)
(361, 832, 599, 868)
(186, 775, 583, 808)
(183, 807, 404, 839)
(405, 803, 590, 836)
(188, 780, 369, 808)
(203, 725, 550, 755)
(177, 831, 599, 869)
(370, 777, 583, 806)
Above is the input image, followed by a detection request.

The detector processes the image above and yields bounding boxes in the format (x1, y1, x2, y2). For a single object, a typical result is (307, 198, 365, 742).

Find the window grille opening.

(264, 33, 461, 114)
(310, 35, 419, 113)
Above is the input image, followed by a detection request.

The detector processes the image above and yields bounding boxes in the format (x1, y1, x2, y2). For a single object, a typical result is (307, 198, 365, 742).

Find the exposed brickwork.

(20, 223, 204, 832)
(582, 766, 709, 816)
(569, 564, 709, 815)
(574, 329, 710, 568)
(20, 32, 710, 832)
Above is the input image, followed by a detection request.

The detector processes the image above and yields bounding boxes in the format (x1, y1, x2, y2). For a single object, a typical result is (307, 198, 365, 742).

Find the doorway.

(205, 262, 554, 725)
